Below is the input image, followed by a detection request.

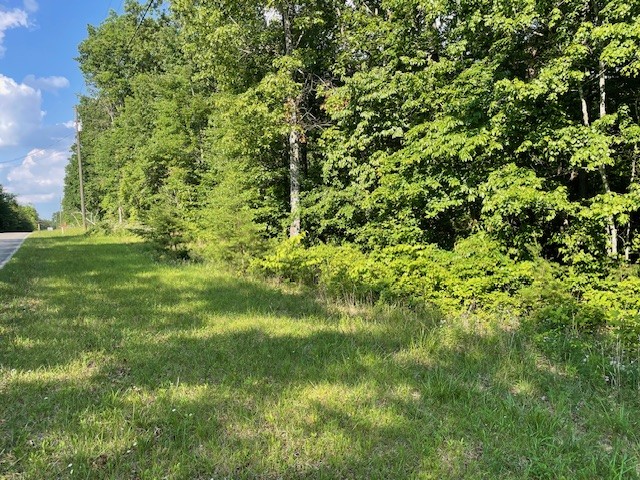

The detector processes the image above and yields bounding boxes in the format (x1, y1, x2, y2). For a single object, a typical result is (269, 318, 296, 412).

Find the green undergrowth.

(259, 234, 640, 349)
(1, 232, 639, 478)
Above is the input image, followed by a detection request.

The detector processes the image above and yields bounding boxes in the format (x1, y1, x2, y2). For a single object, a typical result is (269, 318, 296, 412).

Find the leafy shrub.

(583, 275, 640, 345)
(480, 164, 572, 258)
(90, 219, 132, 237)
(257, 235, 385, 299)
(259, 233, 640, 348)
(259, 233, 543, 313)
(138, 200, 190, 260)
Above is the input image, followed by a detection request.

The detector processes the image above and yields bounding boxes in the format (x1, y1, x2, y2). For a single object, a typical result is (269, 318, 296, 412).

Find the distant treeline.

(0, 186, 37, 233)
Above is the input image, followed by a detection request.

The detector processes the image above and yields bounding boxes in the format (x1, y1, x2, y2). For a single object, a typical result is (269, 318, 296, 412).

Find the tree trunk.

(625, 151, 637, 260)
(282, 3, 302, 237)
(288, 102, 302, 237)
(576, 80, 590, 197)
(579, 71, 618, 256)
(598, 62, 618, 255)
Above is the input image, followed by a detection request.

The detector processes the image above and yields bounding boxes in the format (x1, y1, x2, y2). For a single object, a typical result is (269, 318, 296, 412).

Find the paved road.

(0, 232, 31, 269)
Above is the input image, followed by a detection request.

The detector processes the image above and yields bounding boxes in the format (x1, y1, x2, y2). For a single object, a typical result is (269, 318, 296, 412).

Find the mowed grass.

(1, 232, 639, 479)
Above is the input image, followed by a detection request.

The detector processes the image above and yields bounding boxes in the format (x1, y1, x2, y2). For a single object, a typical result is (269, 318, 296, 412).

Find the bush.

(138, 201, 190, 260)
(257, 235, 385, 299)
(583, 275, 640, 346)
(259, 234, 640, 348)
(258, 233, 544, 313)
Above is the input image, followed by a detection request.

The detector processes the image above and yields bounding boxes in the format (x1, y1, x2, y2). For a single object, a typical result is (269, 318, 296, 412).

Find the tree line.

(0, 186, 38, 232)
(65, 0, 640, 335)
(66, 0, 640, 265)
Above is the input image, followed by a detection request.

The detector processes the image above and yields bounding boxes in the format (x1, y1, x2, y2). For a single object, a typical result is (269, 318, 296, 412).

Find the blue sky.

(0, 0, 123, 220)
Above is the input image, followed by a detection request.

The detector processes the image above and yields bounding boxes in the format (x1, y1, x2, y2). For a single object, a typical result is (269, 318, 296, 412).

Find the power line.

(55, 2, 153, 167)
(105, 0, 115, 17)
(124, 0, 155, 50)
(0, 132, 76, 166)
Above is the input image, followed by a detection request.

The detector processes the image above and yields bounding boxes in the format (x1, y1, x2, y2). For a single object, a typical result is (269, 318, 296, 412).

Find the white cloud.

(0, 6, 29, 56)
(23, 0, 38, 13)
(23, 75, 70, 92)
(0, 74, 43, 147)
(5, 148, 68, 206)
(17, 192, 55, 204)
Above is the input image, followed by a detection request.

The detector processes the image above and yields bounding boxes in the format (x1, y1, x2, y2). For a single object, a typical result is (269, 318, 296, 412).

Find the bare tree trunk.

(598, 62, 618, 255)
(576, 80, 591, 196)
(625, 151, 637, 260)
(282, 3, 302, 237)
(75, 106, 87, 231)
(288, 100, 302, 237)
(100, 98, 116, 125)
(598, 62, 607, 119)
(579, 85, 590, 126)
(580, 71, 618, 256)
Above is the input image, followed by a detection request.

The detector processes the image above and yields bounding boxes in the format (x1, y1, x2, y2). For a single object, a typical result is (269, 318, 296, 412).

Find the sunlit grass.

(1, 232, 639, 478)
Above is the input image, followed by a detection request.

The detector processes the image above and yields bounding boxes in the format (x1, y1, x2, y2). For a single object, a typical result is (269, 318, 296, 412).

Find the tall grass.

(0, 232, 638, 478)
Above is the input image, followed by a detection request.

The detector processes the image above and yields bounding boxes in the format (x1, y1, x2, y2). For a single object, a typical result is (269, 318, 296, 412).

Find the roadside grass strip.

(0, 232, 639, 478)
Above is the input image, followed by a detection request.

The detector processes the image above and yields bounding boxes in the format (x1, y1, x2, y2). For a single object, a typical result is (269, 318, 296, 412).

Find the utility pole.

(59, 196, 64, 235)
(75, 106, 87, 231)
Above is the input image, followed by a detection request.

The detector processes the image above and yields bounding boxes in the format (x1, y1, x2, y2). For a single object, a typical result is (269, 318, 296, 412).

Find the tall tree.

(173, 0, 340, 237)
(66, 0, 640, 268)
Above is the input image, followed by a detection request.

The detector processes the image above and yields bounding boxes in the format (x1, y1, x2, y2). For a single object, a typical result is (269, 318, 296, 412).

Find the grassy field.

(1, 231, 639, 479)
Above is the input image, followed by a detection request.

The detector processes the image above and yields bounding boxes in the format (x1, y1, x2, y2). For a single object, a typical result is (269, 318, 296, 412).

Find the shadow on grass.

(1, 234, 639, 479)
(1, 234, 329, 370)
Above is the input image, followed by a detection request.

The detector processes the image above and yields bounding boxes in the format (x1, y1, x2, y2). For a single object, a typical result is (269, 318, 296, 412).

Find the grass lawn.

(1, 231, 639, 479)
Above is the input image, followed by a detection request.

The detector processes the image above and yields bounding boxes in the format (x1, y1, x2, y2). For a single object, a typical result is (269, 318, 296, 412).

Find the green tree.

(173, 0, 340, 237)
(67, 0, 640, 271)
(0, 186, 37, 232)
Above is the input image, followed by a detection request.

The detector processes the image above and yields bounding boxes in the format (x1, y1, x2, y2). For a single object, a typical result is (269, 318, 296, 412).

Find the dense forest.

(0, 185, 38, 232)
(64, 0, 640, 344)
